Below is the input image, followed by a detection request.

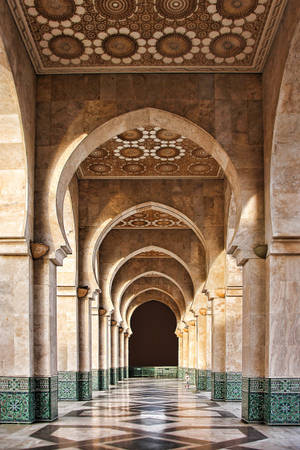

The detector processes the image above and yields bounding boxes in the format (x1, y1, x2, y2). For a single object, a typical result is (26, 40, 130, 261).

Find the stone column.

(57, 286, 80, 400)
(182, 327, 189, 376)
(225, 288, 243, 401)
(0, 251, 35, 423)
(264, 248, 300, 425)
(196, 311, 208, 390)
(242, 258, 265, 423)
(98, 310, 110, 390)
(91, 305, 100, 391)
(33, 258, 58, 421)
(119, 327, 125, 381)
(124, 332, 129, 379)
(206, 308, 212, 391)
(78, 294, 92, 400)
(188, 320, 196, 385)
(177, 332, 184, 379)
(211, 295, 226, 401)
(110, 320, 119, 385)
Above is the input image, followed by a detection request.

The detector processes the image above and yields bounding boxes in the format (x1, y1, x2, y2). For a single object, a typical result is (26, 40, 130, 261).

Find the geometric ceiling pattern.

(114, 209, 188, 229)
(134, 250, 172, 258)
(77, 126, 223, 178)
(8, 0, 287, 73)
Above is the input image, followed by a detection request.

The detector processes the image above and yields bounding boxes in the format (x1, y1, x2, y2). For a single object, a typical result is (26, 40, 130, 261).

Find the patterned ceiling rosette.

(115, 210, 188, 229)
(188, 161, 215, 175)
(89, 148, 109, 158)
(209, 0, 266, 24)
(25, 0, 85, 26)
(93, 28, 146, 64)
(202, 29, 254, 64)
(95, 0, 136, 20)
(155, 162, 179, 174)
(155, 0, 198, 19)
(113, 128, 150, 160)
(88, 163, 112, 174)
(40, 29, 92, 65)
(148, 27, 200, 63)
(122, 162, 146, 174)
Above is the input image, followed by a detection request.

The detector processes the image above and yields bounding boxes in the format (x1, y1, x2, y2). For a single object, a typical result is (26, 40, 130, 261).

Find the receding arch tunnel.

(129, 300, 178, 367)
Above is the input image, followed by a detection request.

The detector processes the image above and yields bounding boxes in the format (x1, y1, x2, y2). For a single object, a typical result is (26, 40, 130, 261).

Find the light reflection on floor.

(1, 379, 300, 449)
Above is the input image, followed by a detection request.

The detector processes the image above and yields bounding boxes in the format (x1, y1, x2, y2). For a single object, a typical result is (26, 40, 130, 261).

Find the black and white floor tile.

(1, 379, 300, 449)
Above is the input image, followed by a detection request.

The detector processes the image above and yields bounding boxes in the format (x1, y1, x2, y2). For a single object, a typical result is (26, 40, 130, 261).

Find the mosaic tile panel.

(78, 372, 92, 400)
(129, 367, 178, 378)
(92, 369, 109, 390)
(124, 367, 129, 379)
(0, 377, 35, 423)
(119, 367, 125, 381)
(58, 371, 79, 401)
(196, 369, 212, 391)
(242, 377, 264, 423)
(264, 378, 300, 425)
(35, 376, 58, 422)
(211, 372, 226, 401)
(225, 372, 242, 401)
(110, 368, 119, 385)
(178, 367, 184, 379)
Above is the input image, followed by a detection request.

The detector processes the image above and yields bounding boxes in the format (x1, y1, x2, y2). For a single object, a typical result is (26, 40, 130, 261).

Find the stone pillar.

(119, 327, 125, 381)
(196, 311, 208, 390)
(182, 327, 189, 376)
(211, 295, 226, 401)
(206, 309, 212, 391)
(264, 249, 300, 425)
(124, 332, 129, 379)
(110, 320, 119, 385)
(98, 310, 110, 390)
(188, 320, 196, 385)
(91, 305, 100, 391)
(33, 258, 58, 421)
(225, 288, 242, 401)
(242, 258, 265, 423)
(57, 286, 80, 400)
(0, 252, 35, 423)
(177, 332, 184, 379)
(78, 294, 92, 400)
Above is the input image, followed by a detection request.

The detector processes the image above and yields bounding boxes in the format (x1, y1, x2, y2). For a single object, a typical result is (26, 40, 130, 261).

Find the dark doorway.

(129, 300, 178, 366)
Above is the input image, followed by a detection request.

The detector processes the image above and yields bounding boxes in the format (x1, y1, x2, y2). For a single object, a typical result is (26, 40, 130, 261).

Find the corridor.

(1, 379, 300, 449)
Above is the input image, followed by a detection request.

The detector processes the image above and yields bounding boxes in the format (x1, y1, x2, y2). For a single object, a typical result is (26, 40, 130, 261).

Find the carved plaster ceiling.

(8, 0, 287, 73)
(77, 126, 223, 178)
(114, 209, 188, 229)
(134, 251, 172, 258)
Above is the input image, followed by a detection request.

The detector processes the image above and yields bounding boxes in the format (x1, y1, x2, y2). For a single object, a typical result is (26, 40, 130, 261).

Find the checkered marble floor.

(1, 379, 300, 449)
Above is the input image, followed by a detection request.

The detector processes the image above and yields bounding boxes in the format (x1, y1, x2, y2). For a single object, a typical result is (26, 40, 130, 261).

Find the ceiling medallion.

(90, 148, 108, 158)
(192, 147, 209, 158)
(88, 163, 112, 174)
(34, 0, 76, 20)
(210, 33, 246, 58)
(156, 129, 181, 141)
(103, 34, 137, 58)
(216, 0, 259, 19)
(95, 0, 136, 20)
(156, 0, 198, 19)
(119, 147, 145, 159)
(155, 162, 178, 174)
(49, 35, 84, 59)
(157, 33, 192, 58)
(122, 163, 145, 174)
(188, 162, 213, 175)
(118, 129, 143, 141)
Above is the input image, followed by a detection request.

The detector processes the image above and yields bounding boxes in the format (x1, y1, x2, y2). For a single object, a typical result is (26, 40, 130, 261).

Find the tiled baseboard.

(129, 366, 178, 378)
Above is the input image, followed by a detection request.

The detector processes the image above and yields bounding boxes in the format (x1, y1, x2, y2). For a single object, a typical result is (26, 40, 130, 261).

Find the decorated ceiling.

(114, 209, 188, 229)
(77, 126, 223, 178)
(8, 0, 287, 73)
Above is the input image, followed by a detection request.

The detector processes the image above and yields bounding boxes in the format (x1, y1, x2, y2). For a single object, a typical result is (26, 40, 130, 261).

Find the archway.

(129, 301, 178, 367)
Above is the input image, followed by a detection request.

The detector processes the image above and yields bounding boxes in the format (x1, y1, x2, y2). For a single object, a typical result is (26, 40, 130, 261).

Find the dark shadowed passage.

(129, 300, 178, 367)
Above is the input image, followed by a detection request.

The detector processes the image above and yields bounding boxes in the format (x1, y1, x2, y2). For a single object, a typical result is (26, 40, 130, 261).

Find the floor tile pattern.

(1, 379, 300, 449)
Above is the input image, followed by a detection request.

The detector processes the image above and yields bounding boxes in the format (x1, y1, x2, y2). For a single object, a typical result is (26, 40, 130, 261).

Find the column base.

(187, 368, 196, 385)
(78, 372, 92, 400)
(110, 368, 119, 385)
(196, 370, 211, 391)
(264, 378, 300, 425)
(35, 376, 58, 422)
(242, 377, 265, 423)
(211, 372, 226, 401)
(92, 369, 109, 390)
(178, 367, 184, 379)
(0, 377, 35, 423)
(119, 367, 124, 381)
(124, 367, 129, 379)
(58, 371, 80, 400)
(225, 372, 242, 401)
